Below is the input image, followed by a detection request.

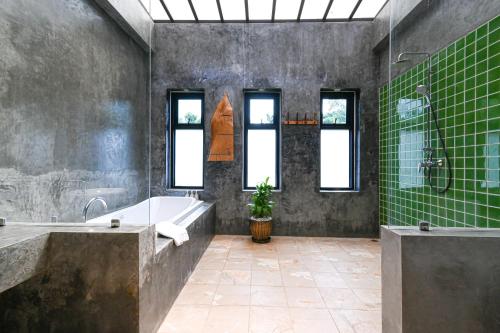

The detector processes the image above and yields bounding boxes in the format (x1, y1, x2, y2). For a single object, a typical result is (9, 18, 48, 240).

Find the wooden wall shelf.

(282, 112, 319, 125)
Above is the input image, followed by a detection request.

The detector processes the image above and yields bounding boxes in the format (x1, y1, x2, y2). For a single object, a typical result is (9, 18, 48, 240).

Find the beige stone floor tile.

(208, 236, 233, 249)
(352, 288, 381, 310)
(188, 269, 222, 285)
(319, 287, 369, 310)
(219, 269, 252, 285)
(203, 247, 229, 258)
(224, 257, 252, 270)
(330, 309, 381, 333)
(292, 319, 340, 333)
(252, 257, 280, 271)
(230, 237, 255, 249)
(281, 270, 316, 287)
(228, 248, 254, 259)
(175, 284, 217, 305)
(304, 259, 336, 272)
(311, 271, 349, 288)
(250, 245, 279, 257)
(159, 236, 382, 333)
(290, 306, 339, 333)
(289, 307, 333, 321)
(285, 287, 325, 308)
(340, 273, 381, 290)
(203, 305, 250, 333)
(213, 285, 251, 306)
(332, 261, 379, 274)
(196, 257, 226, 270)
(157, 305, 210, 333)
(251, 270, 283, 286)
(249, 306, 293, 333)
(251, 285, 288, 307)
(278, 255, 308, 270)
(275, 244, 301, 255)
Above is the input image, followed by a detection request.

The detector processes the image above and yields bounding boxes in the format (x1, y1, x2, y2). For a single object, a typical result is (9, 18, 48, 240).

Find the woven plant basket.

(249, 217, 272, 243)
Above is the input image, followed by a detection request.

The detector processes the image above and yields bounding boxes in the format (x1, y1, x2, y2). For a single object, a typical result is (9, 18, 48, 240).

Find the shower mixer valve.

(418, 158, 444, 173)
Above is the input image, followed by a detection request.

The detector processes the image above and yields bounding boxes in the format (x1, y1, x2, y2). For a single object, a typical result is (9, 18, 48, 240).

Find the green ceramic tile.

(379, 16, 499, 229)
(489, 15, 500, 32)
(477, 24, 488, 39)
(477, 36, 488, 51)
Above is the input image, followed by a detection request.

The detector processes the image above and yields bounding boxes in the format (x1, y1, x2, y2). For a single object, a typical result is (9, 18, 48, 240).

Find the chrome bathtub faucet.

(83, 197, 108, 222)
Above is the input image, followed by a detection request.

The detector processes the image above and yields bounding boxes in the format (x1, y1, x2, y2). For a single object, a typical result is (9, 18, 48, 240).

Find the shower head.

(393, 52, 431, 65)
(416, 84, 432, 107)
(416, 85, 428, 96)
(393, 53, 409, 64)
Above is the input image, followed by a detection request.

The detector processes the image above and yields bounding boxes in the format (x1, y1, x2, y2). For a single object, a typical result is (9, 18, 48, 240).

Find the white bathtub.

(87, 196, 203, 226)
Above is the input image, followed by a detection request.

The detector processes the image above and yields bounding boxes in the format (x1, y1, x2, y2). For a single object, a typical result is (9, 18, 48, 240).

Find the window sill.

(166, 188, 204, 192)
(242, 189, 282, 193)
(319, 189, 360, 193)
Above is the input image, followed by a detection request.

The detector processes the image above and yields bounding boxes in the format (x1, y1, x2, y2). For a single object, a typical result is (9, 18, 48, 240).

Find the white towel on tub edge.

(156, 222, 189, 246)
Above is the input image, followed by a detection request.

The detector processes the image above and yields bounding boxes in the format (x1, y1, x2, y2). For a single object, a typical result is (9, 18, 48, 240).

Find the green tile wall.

(379, 15, 500, 228)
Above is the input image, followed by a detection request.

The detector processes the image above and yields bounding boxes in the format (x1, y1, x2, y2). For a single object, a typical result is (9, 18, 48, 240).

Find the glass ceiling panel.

(150, 0, 170, 20)
(274, 0, 302, 20)
(327, 0, 357, 19)
(191, 0, 220, 20)
(164, 0, 194, 20)
(353, 0, 387, 18)
(139, 0, 150, 11)
(300, 0, 331, 20)
(248, 0, 273, 20)
(219, 0, 246, 20)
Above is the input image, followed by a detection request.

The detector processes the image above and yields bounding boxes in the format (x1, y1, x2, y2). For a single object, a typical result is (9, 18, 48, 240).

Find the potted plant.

(248, 177, 274, 243)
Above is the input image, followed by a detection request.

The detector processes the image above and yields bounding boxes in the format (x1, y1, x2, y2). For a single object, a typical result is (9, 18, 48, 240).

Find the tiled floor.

(158, 235, 381, 333)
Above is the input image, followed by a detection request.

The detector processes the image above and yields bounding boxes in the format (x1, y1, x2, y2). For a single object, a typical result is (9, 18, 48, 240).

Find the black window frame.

(320, 90, 358, 191)
(169, 90, 205, 190)
(243, 90, 281, 190)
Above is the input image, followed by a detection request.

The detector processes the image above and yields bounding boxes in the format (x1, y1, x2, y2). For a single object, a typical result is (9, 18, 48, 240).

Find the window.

(170, 91, 204, 189)
(320, 90, 357, 190)
(244, 90, 281, 189)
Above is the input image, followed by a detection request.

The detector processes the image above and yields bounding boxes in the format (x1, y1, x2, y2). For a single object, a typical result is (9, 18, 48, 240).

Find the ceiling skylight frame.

(152, 0, 387, 23)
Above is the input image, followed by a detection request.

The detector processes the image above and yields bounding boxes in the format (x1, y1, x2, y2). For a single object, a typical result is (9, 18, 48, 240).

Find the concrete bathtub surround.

(0, 203, 215, 333)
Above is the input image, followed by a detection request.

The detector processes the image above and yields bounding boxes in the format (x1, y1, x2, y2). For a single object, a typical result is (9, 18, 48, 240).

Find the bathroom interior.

(0, 0, 499, 332)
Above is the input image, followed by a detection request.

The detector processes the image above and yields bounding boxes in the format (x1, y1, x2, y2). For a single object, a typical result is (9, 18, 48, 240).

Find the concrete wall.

(0, 0, 149, 222)
(376, 0, 500, 84)
(151, 23, 379, 237)
(94, 0, 154, 51)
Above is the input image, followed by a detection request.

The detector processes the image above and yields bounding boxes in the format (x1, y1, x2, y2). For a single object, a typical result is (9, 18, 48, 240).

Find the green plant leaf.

(248, 177, 274, 218)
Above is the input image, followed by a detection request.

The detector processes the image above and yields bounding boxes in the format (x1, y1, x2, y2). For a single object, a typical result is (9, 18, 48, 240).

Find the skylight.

(150, 0, 170, 20)
(163, 0, 194, 20)
(274, 0, 302, 20)
(219, 0, 246, 20)
(248, 0, 273, 20)
(353, 0, 387, 18)
(327, 0, 358, 19)
(300, 0, 331, 20)
(152, 0, 387, 23)
(191, 0, 220, 20)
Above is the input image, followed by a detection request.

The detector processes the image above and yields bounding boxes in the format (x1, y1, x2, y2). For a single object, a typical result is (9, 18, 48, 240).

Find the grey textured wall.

(0, 0, 149, 222)
(151, 23, 379, 237)
(376, 0, 500, 84)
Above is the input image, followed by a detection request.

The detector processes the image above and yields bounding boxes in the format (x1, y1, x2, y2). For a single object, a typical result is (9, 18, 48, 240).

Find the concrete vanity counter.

(381, 226, 500, 333)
